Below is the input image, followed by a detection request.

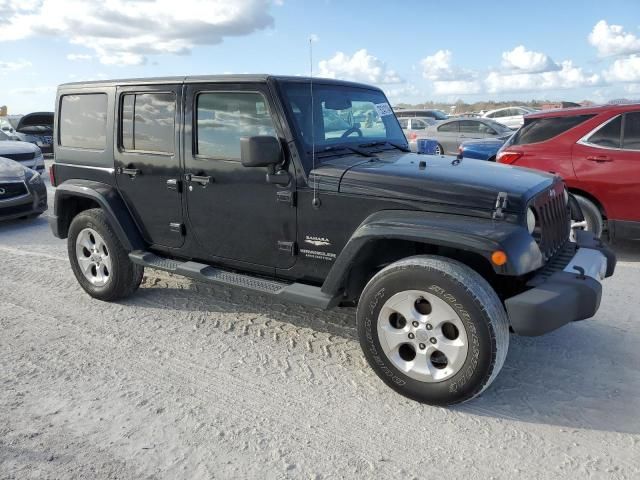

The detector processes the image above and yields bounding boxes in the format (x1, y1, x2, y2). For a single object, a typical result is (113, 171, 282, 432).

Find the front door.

(114, 85, 184, 248)
(183, 83, 296, 271)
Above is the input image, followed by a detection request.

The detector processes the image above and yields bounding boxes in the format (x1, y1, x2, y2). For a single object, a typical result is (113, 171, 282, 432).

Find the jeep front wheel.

(68, 208, 144, 301)
(357, 255, 509, 405)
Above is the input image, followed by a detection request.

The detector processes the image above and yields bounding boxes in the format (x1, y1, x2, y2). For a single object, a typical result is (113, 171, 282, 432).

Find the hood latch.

(492, 192, 509, 220)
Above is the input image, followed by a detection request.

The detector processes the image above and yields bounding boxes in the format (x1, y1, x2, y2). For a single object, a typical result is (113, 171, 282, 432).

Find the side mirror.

(240, 136, 282, 168)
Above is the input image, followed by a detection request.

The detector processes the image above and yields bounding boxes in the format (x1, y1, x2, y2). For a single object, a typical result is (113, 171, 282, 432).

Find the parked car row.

(0, 155, 47, 221)
(0, 112, 54, 157)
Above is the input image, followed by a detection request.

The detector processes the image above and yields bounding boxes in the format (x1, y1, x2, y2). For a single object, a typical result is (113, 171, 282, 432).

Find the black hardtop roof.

(58, 74, 384, 92)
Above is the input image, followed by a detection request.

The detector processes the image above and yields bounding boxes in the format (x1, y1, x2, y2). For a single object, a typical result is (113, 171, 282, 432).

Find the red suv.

(497, 104, 640, 241)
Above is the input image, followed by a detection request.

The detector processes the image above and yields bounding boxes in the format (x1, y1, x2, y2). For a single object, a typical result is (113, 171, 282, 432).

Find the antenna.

(309, 36, 321, 208)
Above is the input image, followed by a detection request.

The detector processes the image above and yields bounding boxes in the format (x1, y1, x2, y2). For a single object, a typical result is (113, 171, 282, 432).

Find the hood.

(0, 141, 40, 155)
(0, 156, 27, 178)
(17, 112, 53, 133)
(313, 151, 555, 213)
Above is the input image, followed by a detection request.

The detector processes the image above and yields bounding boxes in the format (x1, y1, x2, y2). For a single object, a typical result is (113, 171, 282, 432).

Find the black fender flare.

(50, 179, 146, 252)
(321, 210, 543, 296)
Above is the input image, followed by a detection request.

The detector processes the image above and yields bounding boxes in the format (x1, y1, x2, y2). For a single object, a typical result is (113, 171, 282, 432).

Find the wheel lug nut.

(412, 321, 419, 328)
(426, 324, 433, 330)
(408, 333, 415, 340)
(430, 337, 437, 344)
(419, 343, 426, 350)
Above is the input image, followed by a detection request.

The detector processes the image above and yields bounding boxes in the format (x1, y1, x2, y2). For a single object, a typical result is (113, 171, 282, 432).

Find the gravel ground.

(1, 175, 639, 479)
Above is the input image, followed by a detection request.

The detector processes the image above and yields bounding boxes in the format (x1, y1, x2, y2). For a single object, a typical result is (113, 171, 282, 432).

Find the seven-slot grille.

(2, 151, 37, 161)
(0, 182, 28, 200)
(531, 183, 570, 261)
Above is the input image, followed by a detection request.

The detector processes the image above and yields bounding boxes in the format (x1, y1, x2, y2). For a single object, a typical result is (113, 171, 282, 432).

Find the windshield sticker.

(374, 102, 393, 117)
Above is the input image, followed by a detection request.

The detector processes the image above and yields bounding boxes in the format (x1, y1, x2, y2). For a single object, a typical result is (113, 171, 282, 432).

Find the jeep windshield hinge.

(276, 190, 296, 207)
(492, 192, 509, 220)
(277, 241, 297, 256)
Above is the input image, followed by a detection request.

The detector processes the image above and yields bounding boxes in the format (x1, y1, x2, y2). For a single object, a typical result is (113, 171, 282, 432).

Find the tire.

(67, 208, 144, 301)
(434, 143, 444, 155)
(356, 255, 509, 406)
(574, 195, 603, 238)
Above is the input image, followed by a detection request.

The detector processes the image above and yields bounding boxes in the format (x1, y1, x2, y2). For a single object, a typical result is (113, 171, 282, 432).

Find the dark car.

(0, 138, 46, 173)
(49, 75, 615, 406)
(0, 156, 47, 221)
(497, 103, 640, 240)
(14, 112, 54, 157)
(394, 108, 448, 121)
(459, 136, 511, 161)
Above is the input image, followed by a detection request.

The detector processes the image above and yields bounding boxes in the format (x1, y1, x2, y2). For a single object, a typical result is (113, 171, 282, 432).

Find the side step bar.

(129, 251, 338, 310)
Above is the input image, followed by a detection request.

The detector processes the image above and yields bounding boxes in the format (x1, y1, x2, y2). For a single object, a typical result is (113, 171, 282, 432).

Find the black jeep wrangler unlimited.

(50, 75, 616, 405)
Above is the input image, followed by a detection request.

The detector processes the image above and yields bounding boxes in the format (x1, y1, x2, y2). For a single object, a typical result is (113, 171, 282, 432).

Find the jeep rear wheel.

(357, 255, 509, 406)
(68, 208, 144, 301)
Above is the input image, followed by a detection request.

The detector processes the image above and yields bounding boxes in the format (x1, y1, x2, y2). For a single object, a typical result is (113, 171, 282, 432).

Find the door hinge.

(276, 190, 296, 207)
(277, 241, 296, 256)
(169, 222, 185, 235)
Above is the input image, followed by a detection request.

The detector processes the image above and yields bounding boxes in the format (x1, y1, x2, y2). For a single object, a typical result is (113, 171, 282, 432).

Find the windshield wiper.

(358, 141, 411, 152)
(314, 145, 376, 158)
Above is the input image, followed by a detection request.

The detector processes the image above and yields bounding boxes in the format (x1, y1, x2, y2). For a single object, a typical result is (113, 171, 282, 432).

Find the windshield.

(279, 81, 406, 165)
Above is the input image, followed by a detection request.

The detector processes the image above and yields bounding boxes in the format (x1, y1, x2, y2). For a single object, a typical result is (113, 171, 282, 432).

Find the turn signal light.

(496, 151, 523, 165)
(408, 132, 417, 140)
(491, 250, 508, 266)
(49, 164, 56, 187)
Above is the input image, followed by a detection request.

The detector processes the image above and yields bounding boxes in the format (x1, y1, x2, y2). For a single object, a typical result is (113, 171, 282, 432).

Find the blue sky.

(2, 0, 640, 113)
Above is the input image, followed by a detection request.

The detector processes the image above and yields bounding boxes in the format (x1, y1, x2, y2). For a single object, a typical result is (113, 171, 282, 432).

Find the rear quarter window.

(59, 93, 108, 150)
(510, 114, 595, 145)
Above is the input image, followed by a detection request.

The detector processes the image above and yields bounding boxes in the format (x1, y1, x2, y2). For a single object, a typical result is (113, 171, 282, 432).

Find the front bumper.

(0, 180, 47, 221)
(505, 231, 616, 336)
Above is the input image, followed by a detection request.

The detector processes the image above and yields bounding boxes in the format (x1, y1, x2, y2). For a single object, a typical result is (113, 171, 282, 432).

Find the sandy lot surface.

(1, 176, 639, 479)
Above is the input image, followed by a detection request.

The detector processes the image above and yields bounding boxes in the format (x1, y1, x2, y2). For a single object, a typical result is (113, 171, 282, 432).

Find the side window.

(59, 93, 108, 150)
(587, 116, 622, 149)
(623, 112, 640, 151)
(459, 120, 482, 134)
(196, 91, 276, 160)
(398, 118, 409, 129)
(438, 121, 458, 133)
(121, 92, 175, 154)
(412, 119, 427, 130)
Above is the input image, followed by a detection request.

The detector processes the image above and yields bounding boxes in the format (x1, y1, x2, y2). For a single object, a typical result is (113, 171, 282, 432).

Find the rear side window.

(586, 116, 622, 148)
(623, 112, 640, 150)
(398, 118, 409, 129)
(59, 94, 107, 150)
(121, 92, 176, 154)
(438, 121, 458, 132)
(196, 91, 276, 160)
(511, 114, 595, 145)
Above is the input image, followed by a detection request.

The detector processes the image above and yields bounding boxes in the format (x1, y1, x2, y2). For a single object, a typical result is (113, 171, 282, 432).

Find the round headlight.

(527, 207, 536, 234)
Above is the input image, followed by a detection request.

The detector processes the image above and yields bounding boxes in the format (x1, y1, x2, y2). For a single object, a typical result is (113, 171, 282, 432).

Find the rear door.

(114, 85, 185, 248)
(436, 121, 460, 154)
(573, 111, 640, 222)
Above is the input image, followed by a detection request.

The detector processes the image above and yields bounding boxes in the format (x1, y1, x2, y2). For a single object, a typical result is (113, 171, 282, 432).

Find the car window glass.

(438, 121, 458, 133)
(59, 94, 108, 150)
(412, 119, 427, 130)
(459, 120, 482, 134)
(587, 116, 621, 149)
(196, 91, 276, 160)
(121, 92, 175, 154)
(510, 115, 595, 145)
(623, 112, 640, 151)
(398, 118, 409, 129)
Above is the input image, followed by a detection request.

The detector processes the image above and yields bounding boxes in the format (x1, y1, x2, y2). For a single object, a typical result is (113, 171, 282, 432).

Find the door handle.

(188, 174, 212, 186)
(120, 167, 141, 177)
(586, 155, 613, 163)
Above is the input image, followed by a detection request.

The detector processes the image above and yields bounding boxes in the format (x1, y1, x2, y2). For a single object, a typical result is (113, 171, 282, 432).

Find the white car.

(482, 106, 538, 129)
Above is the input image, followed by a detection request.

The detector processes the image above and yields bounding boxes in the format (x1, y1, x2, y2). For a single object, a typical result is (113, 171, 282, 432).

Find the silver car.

(422, 118, 512, 155)
(397, 116, 439, 151)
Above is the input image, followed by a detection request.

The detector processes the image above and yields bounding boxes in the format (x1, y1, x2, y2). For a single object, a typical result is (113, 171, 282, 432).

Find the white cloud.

(420, 50, 480, 94)
(501, 45, 559, 73)
(0, 0, 276, 66)
(486, 60, 601, 93)
(10, 85, 56, 95)
(604, 55, 640, 83)
(66, 53, 92, 61)
(433, 80, 482, 95)
(0, 59, 32, 71)
(318, 49, 401, 84)
(589, 20, 640, 57)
